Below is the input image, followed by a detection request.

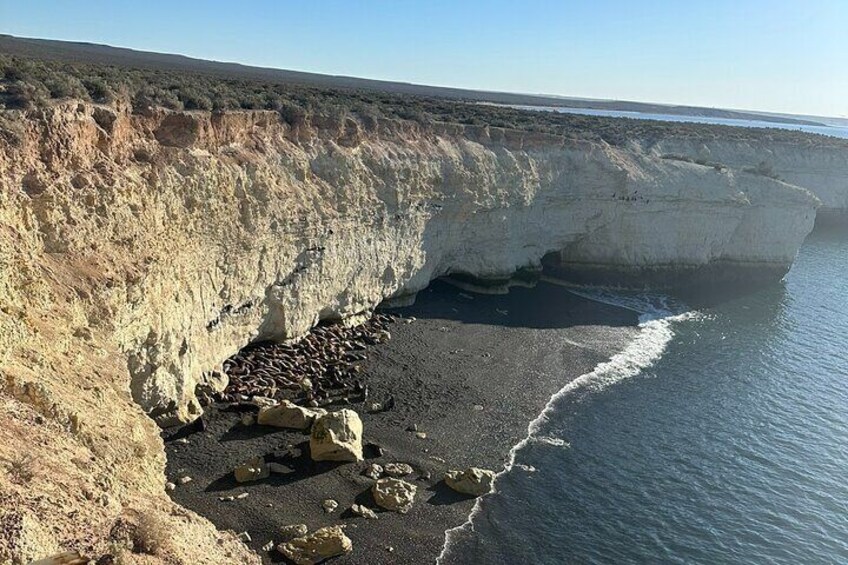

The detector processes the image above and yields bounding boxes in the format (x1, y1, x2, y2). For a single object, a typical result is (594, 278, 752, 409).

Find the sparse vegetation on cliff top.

(1, 48, 845, 149)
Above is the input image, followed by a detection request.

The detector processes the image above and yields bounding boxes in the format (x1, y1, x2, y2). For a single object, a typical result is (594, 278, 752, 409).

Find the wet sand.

(164, 280, 638, 564)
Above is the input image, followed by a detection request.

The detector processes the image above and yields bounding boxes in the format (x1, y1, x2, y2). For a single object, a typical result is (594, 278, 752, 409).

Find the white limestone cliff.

(0, 102, 825, 562)
(643, 135, 848, 220)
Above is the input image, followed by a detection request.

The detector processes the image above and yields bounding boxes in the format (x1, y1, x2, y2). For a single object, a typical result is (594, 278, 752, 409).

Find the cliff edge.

(0, 102, 820, 563)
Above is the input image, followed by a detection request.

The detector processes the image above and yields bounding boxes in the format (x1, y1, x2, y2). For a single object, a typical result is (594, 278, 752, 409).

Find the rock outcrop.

(642, 136, 848, 222)
(0, 101, 828, 562)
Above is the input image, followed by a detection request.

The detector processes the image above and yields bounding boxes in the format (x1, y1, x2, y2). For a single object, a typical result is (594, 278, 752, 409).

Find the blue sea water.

(516, 106, 848, 140)
(440, 228, 848, 564)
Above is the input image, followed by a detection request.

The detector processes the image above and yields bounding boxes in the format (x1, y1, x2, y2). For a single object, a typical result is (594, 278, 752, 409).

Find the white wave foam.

(436, 290, 696, 564)
(531, 436, 570, 447)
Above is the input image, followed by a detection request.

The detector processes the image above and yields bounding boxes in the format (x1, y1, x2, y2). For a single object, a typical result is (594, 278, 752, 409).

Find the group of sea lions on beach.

(216, 313, 397, 407)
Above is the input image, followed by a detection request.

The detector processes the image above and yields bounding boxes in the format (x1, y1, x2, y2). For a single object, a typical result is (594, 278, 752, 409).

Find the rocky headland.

(0, 97, 837, 563)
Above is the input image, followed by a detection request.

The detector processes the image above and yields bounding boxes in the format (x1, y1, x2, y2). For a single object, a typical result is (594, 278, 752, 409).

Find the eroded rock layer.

(0, 102, 825, 562)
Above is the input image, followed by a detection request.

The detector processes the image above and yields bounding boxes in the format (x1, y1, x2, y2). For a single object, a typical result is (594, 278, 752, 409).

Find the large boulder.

(309, 410, 363, 462)
(276, 526, 352, 565)
(444, 467, 496, 496)
(258, 400, 326, 430)
(234, 456, 270, 483)
(372, 477, 417, 513)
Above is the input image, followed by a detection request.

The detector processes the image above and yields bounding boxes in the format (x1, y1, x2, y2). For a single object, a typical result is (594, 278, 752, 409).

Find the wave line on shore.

(436, 290, 695, 563)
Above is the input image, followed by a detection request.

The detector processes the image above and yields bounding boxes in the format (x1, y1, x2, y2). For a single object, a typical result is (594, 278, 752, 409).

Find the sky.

(1, 0, 846, 117)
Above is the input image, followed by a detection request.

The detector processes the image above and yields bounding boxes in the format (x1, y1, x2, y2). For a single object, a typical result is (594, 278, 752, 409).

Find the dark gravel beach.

(164, 280, 638, 564)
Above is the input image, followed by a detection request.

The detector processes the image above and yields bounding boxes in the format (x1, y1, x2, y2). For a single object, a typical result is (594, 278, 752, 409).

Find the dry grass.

(4, 453, 37, 485)
(131, 512, 170, 555)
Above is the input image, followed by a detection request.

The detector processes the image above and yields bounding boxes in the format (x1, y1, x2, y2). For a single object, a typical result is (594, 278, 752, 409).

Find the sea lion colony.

(214, 313, 398, 407)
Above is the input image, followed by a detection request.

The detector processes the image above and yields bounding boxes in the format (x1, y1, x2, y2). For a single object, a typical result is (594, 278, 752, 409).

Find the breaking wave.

(437, 287, 696, 564)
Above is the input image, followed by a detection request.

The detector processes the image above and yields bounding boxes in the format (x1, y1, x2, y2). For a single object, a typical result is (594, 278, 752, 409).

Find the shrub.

(83, 77, 115, 103)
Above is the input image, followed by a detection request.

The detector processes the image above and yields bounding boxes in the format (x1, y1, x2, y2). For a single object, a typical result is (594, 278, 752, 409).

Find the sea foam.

(437, 287, 695, 564)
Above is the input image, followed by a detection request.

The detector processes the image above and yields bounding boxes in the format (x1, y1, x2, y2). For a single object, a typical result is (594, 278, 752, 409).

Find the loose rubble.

(279, 524, 309, 542)
(363, 463, 383, 480)
(383, 462, 414, 478)
(350, 503, 378, 519)
(234, 456, 270, 483)
(322, 498, 339, 513)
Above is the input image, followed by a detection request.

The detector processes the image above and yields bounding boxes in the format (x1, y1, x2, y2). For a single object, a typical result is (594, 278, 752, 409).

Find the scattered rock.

(363, 463, 383, 480)
(268, 462, 289, 474)
(262, 541, 275, 552)
(177, 476, 192, 485)
(415, 431, 428, 440)
(473, 404, 485, 411)
(429, 456, 446, 464)
(258, 400, 327, 430)
(367, 401, 382, 413)
(279, 524, 309, 542)
(300, 378, 313, 392)
(237, 531, 251, 543)
(372, 477, 417, 513)
(234, 456, 270, 483)
(165, 482, 176, 492)
(406, 424, 418, 432)
(310, 409, 363, 462)
(418, 471, 432, 481)
(445, 467, 496, 496)
(251, 396, 278, 408)
(350, 503, 378, 519)
(236, 492, 249, 499)
(175, 437, 189, 445)
(276, 526, 353, 565)
(219, 495, 235, 502)
(322, 499, 338, 513)
(383, 463, 413, 478)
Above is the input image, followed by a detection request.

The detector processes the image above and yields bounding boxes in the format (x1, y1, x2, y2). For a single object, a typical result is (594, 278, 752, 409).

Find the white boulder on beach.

(258, 399, 327, 430)
(309, 409, 364, 462)
(276, 526, 353, 565)
(372, 477, 418, 513)
(445, 467, 497, 496)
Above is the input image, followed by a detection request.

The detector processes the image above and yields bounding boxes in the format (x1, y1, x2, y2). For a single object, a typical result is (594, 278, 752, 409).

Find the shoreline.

(164, 280, 640, 564)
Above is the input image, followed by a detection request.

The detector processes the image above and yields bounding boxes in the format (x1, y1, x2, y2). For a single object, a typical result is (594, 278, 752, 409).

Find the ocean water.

(515, 105, 848, 140)
(440, 227, 848, 564)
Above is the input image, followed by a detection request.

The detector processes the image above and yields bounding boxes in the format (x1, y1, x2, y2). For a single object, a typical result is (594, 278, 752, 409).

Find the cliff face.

(0, 102, 821, 562)
(644, 136, 848, 220)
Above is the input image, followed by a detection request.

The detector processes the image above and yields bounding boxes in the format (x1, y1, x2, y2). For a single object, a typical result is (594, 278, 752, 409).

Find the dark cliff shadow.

(381, 279, 638, 330)
(425, 479, 478, 506)
(204, 441, 346, 492)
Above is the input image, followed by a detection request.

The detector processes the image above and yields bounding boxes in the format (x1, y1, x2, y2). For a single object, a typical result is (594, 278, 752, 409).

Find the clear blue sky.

(2, 1, 846, 117)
